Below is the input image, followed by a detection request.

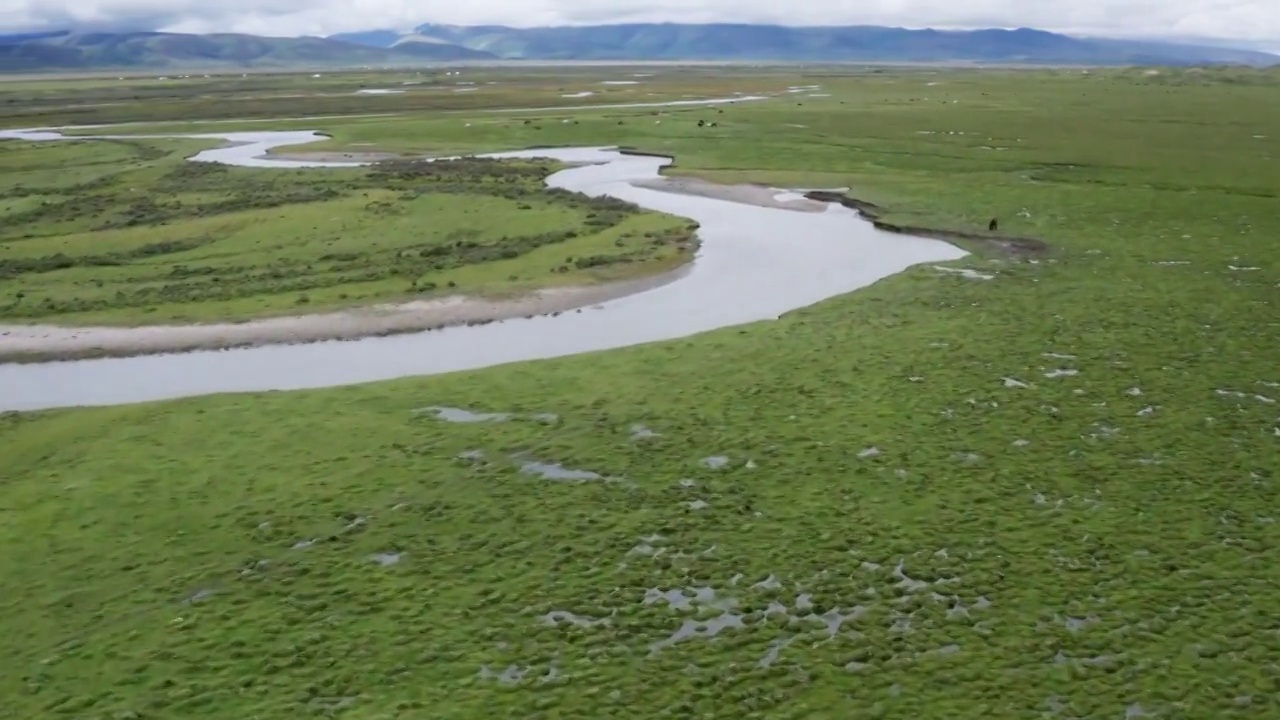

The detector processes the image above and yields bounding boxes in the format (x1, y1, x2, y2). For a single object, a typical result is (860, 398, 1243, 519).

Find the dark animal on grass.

(988, 218, 998, 232)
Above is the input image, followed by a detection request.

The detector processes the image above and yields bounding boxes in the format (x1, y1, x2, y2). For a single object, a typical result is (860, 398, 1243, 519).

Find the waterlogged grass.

(0, 140, 695, 325)
(3, 67, 1280, 718)
(69, 66, 1276, 246)
(0, 65, 781, 128)
(3, 266, 1279, 718)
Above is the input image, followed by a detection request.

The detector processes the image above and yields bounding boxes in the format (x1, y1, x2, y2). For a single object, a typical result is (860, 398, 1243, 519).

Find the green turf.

(2, 66, 1280, 719)
(0, 65, 779, 128)
(0, 139, 695, 325)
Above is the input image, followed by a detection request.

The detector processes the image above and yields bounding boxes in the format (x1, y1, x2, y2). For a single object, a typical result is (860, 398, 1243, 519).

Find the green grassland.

(0, 138, 695, 325)
(0, 65, 783, 128)
(45, 66, 1278, 245)
(2, 66, 1280, 719)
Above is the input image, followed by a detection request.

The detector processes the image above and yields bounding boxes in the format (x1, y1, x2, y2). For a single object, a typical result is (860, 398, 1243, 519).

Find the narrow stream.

(0, 125, 967, 411)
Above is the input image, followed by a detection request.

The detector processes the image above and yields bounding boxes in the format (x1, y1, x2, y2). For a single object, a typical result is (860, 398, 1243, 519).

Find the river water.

(0, 125, 966, 411)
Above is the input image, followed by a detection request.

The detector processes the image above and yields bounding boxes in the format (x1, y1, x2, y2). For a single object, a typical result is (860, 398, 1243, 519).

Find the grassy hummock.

(0, 141, 694, 325)
(2, 65, 1279, 719)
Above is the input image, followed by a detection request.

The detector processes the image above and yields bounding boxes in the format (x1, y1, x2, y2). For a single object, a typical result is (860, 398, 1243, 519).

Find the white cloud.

(2, 0, 1278, 43)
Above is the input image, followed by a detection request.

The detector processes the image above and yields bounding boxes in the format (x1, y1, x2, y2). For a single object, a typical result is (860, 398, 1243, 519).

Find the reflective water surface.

(0, 128, 966, 411)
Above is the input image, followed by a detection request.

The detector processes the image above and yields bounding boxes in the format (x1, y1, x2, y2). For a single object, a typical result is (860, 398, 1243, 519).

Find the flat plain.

(0, 137, 694, 327)
(2, 64, 1280, 719)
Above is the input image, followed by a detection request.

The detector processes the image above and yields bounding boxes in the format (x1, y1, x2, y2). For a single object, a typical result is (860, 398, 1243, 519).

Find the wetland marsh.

(2, 65, 1280, 719)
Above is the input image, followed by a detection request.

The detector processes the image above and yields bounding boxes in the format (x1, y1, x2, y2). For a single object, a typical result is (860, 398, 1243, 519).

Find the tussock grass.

(2, 65, 1279, 719)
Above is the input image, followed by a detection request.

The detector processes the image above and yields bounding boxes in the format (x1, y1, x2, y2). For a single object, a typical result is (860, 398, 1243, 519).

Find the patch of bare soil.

(803, 191, 1049, 258)
(265, 150, 405, 163)
(631, 177, 828, 212)
(0, 269, 688, 363)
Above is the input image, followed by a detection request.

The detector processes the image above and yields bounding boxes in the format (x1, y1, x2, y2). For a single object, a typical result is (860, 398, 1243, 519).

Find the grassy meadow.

(0, 138, 694, 325)
(0, 65, 784, 127)
(2, 65, 1280, 719)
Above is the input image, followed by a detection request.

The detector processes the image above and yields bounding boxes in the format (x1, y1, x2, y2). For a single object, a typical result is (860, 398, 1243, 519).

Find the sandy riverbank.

(266, 149, 604, 166)
(0, 168, 908, 364)
(0, 169, 842, 363)
(0, 267, 689, 363)
(267, 150, 405, 163)
(632, 177, 829, 212)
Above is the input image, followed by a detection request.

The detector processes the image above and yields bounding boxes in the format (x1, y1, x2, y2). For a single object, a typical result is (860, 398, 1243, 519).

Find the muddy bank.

(0, 139, 970, 411)
(268, 145, 600, 166)
(803, 191, 1049, 258)
(0, 268, 688, 364)
(633, 177, 827, 212)
(266, 150, 405, 163)
(618, 148, 825, 212)
(264, 149, 820, 213)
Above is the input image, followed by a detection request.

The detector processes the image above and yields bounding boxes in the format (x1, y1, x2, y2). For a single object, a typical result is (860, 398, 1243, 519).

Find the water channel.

(0, 119, 967, 411)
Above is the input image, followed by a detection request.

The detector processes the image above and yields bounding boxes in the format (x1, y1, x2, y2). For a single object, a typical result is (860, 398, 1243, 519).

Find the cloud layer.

(3, 0, 1278, 43)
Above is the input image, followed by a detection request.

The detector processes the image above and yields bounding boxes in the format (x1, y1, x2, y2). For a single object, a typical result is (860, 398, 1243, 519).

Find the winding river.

(0, 118, 967, 412)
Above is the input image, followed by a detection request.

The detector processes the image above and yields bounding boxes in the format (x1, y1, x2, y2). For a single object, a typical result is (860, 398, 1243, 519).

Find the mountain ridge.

(1, 22, 1275, 72)
(0, 30, 496, 72)
(335, 23, 1279, 65)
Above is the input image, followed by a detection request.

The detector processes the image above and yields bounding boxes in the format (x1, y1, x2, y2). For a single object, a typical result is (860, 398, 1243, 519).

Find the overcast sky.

(3, 0, 1278, 44)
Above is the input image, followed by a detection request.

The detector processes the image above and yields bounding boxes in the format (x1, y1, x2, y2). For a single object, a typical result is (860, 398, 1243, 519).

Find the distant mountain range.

(335, 23, 1279, 65)
(0, 30, 495, 72)
(1, 23, 1275, 72)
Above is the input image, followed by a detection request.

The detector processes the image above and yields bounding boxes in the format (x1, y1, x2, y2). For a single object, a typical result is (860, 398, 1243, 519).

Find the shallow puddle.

(644, 586, 727, 611)
(1063, 615, 1100, 632)
(644, 583, 746, 654)
(542, 610, 610, 628)
(517, 460, 603, 482)
(892, 561, 930, 592)
(752, 574, 782, 590)
(479, 664, 528, 684)
(630, 424, 660, 440)
(758, 635, 795, 667)
(807, 607, 866, 636)
(416, 406, 512, 423)
(934, 266, 995, 280)
(649, 613, 745, 654)
(309, 696, 357, 714)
